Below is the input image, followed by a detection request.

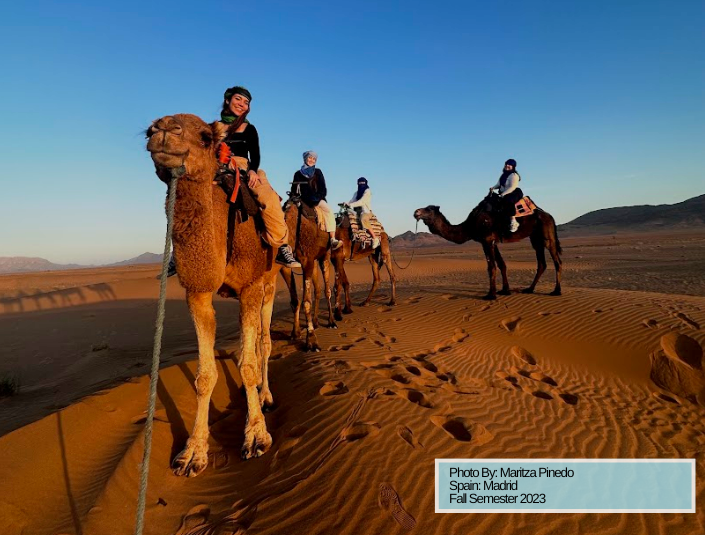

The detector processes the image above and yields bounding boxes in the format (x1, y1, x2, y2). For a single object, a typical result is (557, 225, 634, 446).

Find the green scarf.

(220, 110, 249, 124)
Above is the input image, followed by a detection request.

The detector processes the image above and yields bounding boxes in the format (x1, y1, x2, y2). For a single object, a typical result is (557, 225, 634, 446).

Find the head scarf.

(354, 177, 369, 201)
(300, 150, 318, 179)
(499, 159, 520, 188)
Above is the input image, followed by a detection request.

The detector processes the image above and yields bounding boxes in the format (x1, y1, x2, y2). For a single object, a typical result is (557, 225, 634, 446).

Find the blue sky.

(0, 1, 703, 264)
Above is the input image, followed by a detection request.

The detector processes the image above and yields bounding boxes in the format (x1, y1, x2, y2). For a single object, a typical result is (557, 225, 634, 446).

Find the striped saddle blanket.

(347, 213, 385, 249)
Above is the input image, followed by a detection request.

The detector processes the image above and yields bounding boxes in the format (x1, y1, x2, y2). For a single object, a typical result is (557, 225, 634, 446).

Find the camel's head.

(413, 205, 440, 224)
(146, 114, 227, 180)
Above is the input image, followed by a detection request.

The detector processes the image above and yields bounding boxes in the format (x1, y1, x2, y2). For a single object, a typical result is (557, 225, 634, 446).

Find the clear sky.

(1, 1, 703, 264)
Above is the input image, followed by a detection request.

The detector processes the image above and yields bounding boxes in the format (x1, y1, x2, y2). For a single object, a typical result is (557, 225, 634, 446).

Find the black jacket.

(292, 169, 327, 206)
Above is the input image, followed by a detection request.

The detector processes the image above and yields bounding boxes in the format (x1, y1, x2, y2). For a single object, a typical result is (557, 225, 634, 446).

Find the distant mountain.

(559, 194, 705, 235)
(0, 257, 85, 274)
(390, 230, 452, 248)
(108, 252, 163, 266)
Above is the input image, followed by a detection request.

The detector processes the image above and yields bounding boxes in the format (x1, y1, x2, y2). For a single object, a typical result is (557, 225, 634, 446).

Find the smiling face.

(305, 154, 317, 167)
(504, 163, 515, 172)
(229, 93, 250, 116)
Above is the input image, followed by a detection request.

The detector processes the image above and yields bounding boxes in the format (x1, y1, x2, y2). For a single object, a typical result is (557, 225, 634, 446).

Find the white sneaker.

(509, 219, 519, 233)
(372, 237, 380, 249)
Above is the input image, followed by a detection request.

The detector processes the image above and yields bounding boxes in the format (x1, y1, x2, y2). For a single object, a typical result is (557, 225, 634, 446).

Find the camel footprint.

(379, 483, 416, 531)
(510, 346, 537, 365)
(500, 317, 521, 332)
(430, 414, 493, 445)
(271, 425, 308, 471)
(342, 421, 381, 442)
(396, 425, 425, 449)
(396, 388, 434, 408)
(320, 381, 349, 396)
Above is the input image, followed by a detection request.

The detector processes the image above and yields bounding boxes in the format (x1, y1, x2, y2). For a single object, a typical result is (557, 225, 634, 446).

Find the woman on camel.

(345, 177, 379, 249)
(291, 150, 342, 251)
(490, 158, 523, 233)
(165, 86, 300, 277)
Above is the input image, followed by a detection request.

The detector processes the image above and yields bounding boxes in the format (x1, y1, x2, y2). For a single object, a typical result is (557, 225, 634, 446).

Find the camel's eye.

(146, 125, 155, 138)
(200, 130, 213, 147)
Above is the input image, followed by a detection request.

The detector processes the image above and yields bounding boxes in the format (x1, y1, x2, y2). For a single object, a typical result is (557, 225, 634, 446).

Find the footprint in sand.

(342, 421, 381, 442)
(452, 329, 469, 343)
(500, 317, 521, 332)
(653, 392, 680, 404)
(430, 415, 493, 445)
(441, 294, 460, 300)
(271, 426, 308, 470)
(479, 304, 492, 312)
(387, 355, 403, 362)
(558, 393, 579, 405)
(510, 346, 537, 365)
(421, 361, 438, 373)
(354, 337, 366, 343)
(405, 366, 422, 376)
(642, 319, 660, 329)
(320, 381, 349, 396)
(175, 504, 210, 535)
(329, 344, 353, 352)
(377, 370, 413, 385)
(532, 390, 554, 400)
(463, 313, 473, 321)
(396, 425, 425, 449)
(397, 388, 434, 408)
(673, 312, 700, 330)
(379, 483, 416, 531)
(361, 361, 395, 370)
(433, 343, 452, 353)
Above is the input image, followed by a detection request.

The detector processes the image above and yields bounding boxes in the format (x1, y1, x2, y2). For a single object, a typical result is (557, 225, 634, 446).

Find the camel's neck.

(425, 211, 474, 244)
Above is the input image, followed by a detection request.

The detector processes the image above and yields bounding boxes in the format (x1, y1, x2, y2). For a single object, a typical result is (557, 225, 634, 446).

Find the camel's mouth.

(149, 149, 188, 170)
(413, 209, 425, 221)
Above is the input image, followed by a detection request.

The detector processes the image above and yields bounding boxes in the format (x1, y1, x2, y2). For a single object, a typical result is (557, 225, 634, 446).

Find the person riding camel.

(291, 151, 343, 251)
(165, 86, 300, 277)
(490, 158, 523, 233)
(345, 177, 379, 249)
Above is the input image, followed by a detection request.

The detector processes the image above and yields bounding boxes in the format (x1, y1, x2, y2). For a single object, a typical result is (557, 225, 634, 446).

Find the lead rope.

(134, 166, 183, 535)
(391, 220, 419, 270)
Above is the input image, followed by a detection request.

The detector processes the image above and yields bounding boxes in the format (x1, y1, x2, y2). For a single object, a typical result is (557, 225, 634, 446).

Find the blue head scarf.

(301, 150, 318, 178)
(354, 177, 369, 201)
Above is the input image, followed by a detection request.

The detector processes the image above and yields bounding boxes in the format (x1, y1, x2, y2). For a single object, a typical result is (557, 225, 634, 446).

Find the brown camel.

(146, 113, 278, 476)
(414, 193, 562, 299)
(331, 211, 397, 317)
(280, 199, 337, 351)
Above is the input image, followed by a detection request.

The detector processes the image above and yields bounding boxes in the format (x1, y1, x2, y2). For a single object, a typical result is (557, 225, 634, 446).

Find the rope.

(391, 220, 419, 270)
(134, 166, 183, 535)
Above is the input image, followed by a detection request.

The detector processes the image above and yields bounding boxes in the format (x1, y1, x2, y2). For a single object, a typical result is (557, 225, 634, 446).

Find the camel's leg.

(312, 268, 321, 329)
(523, 233, 547, 294)
(239, 282, 272, 459)
(172, 291, 217, 477)
(259, 277, 276, 410)
(302, 265, 320, 352)
(332, 254, 350, 319)
(382, 250, 397, 306)
(547, 244, 563, 296)
(360, 255, 381, 306)
(482, 241, 498, 300)
(319, 257, 338, 328)
(280, 267, 301, 340)
(495, 245, 511, 295)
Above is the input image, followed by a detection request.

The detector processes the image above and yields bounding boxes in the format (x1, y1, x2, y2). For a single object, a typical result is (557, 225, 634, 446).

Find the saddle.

(514, 196, 537, 218)
(345, 211, 384, 252)
(285, 195, 327, 231)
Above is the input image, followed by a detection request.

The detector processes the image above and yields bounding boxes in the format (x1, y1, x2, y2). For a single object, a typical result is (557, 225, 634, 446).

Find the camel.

(414, 193, 562, 300)
(146, 113, 278, 476)
(280, 199, 338, 351)
(331, 210, 397, 316)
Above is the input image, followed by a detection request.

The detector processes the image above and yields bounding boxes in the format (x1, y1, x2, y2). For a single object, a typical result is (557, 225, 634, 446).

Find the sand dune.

(1, 232, 704, 534)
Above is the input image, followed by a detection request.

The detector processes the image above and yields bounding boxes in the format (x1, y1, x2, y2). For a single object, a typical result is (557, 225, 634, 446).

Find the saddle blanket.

(515, 196, 537, 218)
(348, 213, 385, 248)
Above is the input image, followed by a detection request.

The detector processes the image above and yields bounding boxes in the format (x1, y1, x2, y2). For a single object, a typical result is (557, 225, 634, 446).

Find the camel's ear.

(211, 121, 229, 145)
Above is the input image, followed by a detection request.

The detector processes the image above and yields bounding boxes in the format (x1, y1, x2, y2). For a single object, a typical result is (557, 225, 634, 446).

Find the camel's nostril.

(170, 125, 183, 135)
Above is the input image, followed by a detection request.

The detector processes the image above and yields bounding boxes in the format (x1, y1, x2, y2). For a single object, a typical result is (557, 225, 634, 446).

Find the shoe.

(157, 256, 178, 279)
(372, 237, 380, 249)
(330, 238, 343, 251)
(509, 219, 519, 233)
(276, 245, 301, 268)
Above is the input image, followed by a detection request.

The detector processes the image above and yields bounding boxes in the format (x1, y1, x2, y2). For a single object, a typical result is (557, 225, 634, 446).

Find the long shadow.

(177, 361, 222, 422)
(218, 357, 243, 410)
(156, 376, 190, 461)
(86, 283, 117, 301)
(57, 412, 83, 535)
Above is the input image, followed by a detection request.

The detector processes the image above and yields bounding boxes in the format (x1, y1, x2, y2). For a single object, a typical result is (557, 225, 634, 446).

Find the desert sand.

(1, 231, 704, 535)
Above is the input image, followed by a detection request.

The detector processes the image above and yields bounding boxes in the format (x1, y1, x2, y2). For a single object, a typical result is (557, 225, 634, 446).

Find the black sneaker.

(276, 245, 301, 268)
(157, 256, 178, 279)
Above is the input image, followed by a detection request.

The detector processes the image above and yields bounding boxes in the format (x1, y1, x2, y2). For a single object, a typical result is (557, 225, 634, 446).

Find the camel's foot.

(305, 334, 321, 352)
(521, 287, 535, 294)
(550, 288, 562, 296)
(172, 440, 209, 477)
(334, 309, 343, 321)
(343, 306, 353, 315)
(259, 388, 275, 411)
(241, 420, 272, 460)
(482, 293, 497, 301)
(388, 300, 397, 306)
(498, 288, 511, 296)
(327, 320, 338, 329)
(358, 300, 370, 307)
